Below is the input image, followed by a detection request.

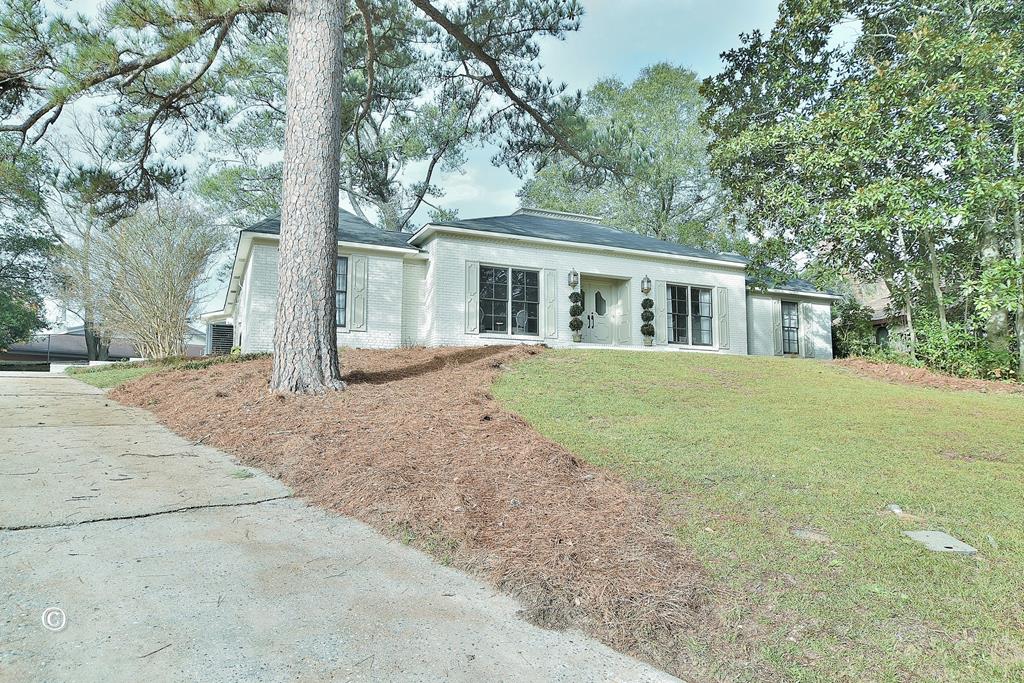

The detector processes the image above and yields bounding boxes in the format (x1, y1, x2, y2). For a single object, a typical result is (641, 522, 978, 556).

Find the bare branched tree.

(91, 202, 227, 359)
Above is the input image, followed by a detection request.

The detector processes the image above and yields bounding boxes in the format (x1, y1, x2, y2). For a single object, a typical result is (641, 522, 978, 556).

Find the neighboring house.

(0, 326, 139, 363)
(0, 324, 207, 363)
(202, 208, 840, 357)
(851, 280, 910, 349)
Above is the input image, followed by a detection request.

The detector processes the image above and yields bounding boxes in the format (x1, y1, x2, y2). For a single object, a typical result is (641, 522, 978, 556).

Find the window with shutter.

(716, 287, 730, 349)
(465, 261, 480, 334)
(335, 256, 348, 327)
(348, 254, 367, 331)
(478, 265, 540, 336)
(666, 284, 713, 346)
(782, 301, 800, 354)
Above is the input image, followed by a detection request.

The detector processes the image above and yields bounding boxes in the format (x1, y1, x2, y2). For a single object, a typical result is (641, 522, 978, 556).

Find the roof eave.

(747, 285, 844, 302)
(407, 223, 748, 269)
(241, 228, 421, 255)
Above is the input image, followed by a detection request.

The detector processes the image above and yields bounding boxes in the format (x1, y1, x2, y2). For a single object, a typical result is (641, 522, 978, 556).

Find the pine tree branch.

(409, 0, 587, 168)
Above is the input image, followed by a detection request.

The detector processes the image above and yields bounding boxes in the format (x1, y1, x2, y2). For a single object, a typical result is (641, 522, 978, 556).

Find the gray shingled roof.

(425, 212, 748, 264)
(745, 277, 839, 297)
(244, 209, 418, 251)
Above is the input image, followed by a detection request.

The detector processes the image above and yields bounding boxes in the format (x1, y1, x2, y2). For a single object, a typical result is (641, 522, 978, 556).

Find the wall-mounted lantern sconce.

(568, 268, 580, 289)
(640, 275, 652, 295)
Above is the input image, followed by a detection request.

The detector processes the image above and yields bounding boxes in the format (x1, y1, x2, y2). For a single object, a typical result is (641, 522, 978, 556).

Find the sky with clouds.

(49, 0, 784, 325)
(426, 0, 780, 221)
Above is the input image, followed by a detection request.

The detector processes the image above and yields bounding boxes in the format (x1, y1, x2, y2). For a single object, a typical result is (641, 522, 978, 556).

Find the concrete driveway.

(0, 373, 676, 682)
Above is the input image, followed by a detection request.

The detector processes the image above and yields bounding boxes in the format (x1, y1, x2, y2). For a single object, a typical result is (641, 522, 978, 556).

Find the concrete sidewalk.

(0, 373, 676, 682)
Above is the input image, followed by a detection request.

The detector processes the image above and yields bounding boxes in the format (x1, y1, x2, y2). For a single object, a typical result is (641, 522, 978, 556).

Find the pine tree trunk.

(270, 0, 346, 394)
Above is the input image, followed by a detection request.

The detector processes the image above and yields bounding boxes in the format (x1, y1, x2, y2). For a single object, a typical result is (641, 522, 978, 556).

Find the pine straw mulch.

(836, 357, 1024, 395)
(112, 346, 718, 678)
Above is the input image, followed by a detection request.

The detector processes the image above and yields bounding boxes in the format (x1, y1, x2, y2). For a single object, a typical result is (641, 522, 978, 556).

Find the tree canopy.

(0, 140, 53, 350)
(1, 0, 616, 225)
(703, 0, 1024, 375)
(519, 63, 740, 250)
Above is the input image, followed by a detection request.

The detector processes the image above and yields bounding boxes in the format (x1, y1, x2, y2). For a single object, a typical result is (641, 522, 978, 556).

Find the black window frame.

(690, 286, 713, 346)
(781, 300, 800, 355)
(667, 284, 689, 345)
(667, 284, 713, 346)
(335, 256, 348, 328)
(479, 265, 540, 336)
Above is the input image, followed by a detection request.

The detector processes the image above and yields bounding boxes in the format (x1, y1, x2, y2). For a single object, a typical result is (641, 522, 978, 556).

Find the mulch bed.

(836, 358, 1024, 395)
(113, 346, 713, 676)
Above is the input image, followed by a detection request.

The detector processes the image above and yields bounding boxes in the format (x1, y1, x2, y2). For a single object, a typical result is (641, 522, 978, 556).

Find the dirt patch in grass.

(836, 358, 1024, 395)
(112, 346, 711, 676)
(940, 449, 1008, 463)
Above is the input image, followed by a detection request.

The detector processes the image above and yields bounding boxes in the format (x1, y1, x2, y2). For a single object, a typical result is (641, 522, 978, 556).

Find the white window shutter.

(800, 302, 815, 358)
(543, 268, 557, 338)
(349, 254, 368, 331)
(716, 286, 730, 349)
(465, 261, 479, 334)
(772, 298, 784, 355)
(654, 280, 667, 344)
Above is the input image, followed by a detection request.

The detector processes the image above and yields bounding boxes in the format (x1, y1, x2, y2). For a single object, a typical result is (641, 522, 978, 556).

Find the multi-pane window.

(479, 265, 539, 335)
(510, 268, 539, 335)
(667, 284, 713, 346)
(335, 256, 348, 327)
(782, 301, 800, 354)
(668, 285, 689, 344)
(480, 266, 509, 333)
(690, 287, 713, 346)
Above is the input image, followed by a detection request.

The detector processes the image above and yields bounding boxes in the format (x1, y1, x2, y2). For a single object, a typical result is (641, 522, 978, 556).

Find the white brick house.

(202, 208, 840, 357)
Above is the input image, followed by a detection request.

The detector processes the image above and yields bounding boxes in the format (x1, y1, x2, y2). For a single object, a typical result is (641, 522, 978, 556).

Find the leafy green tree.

(831, 298, 875, 358)
(0, 222, 54, 350)
(0, 140, 53, 350)
(520, 63, 739, 250)
(703, 0, 1024, 376)
(2, 0, 610, 392)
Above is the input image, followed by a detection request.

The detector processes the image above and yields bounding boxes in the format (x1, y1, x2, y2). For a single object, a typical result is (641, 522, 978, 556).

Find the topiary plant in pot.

(640, 297, 655, 346)
(569, 291, 584, 342)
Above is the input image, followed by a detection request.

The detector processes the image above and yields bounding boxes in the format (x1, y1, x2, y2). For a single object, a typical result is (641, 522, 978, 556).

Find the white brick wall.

(746, 294, 775, 357)
(746, 293, 834, 359)
(402, 260, 427, 346)
(233, 232, 834, 358)
(420, 233, 750, 353)
(805, 300, 834, 360)
(337, 252, 404, 349)
(240, 243, 278, 352)
(236, 243, 406, 352)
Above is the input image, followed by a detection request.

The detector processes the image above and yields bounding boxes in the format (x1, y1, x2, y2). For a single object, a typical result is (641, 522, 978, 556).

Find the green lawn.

(494, 350, 1024, 682)
(66, 364, 164, 388)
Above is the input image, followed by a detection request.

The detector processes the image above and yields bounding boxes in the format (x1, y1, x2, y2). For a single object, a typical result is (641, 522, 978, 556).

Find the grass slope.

(494, 350, 1024, 682)
(66, 364, 163, 388)
(66, 353, 270, 389)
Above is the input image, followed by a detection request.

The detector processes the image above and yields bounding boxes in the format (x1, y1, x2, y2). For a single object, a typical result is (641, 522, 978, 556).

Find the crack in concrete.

(0, 494, 293, 532)
(0, 423, 150, 429)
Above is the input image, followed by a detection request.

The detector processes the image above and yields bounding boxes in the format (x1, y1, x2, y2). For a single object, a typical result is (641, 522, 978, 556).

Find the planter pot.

(572, 332, 583, 343)
(642, 336, 654, 347)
